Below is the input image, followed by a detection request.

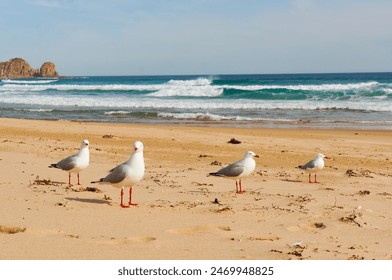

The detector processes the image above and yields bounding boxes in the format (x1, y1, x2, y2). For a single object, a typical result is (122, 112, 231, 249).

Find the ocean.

(1, 73, 392, 129)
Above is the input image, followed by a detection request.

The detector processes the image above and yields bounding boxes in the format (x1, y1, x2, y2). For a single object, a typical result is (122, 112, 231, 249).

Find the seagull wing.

(212, 162, 245, 178)
(298, 159, 316, 170)
(103, 163, 128, 184)
(55, 154, 78, 171)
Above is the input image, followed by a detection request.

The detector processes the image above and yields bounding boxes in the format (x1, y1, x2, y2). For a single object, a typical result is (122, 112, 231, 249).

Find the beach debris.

(288, 241, 306, 258)
(248, 236, 280, 242)
(84, 186, 102, 193)
(0, 225, 27, 234)
(377, 192, 392, 197)
(210, 160, 222, 166)
(31, 176, 62, 186)
(345, 169, 374, 178)
(103, 194, 112, 201)
(102, 134, 116, 139)
(270, 249, 283, 254)
(199, 154, 212, 158)
(214, 206, 234, 213)
(71, 186, 102, 193)
(313, 222, 326, 229)
(357, 190, 371, 196)
(295, 195, 313, 203)
(339, 211, 362, 227)
(256, 170, 268, 177)
(55, 202, 67, 207)
(277, 171, 291, 178)
(348, 255, 365, 260)
(212, 198, 221, 205)
(227, 138, 241, 144)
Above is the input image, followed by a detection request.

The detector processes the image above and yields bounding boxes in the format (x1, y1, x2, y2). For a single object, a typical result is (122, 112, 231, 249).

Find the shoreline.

(3, 116, 392, 131)
(1, 117, 392, 260)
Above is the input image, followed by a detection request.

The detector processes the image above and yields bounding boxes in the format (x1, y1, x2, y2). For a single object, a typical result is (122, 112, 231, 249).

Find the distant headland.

(0, 58, 59, 79)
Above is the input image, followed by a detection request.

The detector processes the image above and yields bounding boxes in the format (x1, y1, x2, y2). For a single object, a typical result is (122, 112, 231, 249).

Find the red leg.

(308, 173, 312, 183)
(237, 179, 244, 194)
(235, 180, 239, 193)
(120, 187, 130, 208)
(315, 173, 319, 183)
(128, 187, 138, 206)
(68, 173, 72, 186)
(77, 173, 81, 185)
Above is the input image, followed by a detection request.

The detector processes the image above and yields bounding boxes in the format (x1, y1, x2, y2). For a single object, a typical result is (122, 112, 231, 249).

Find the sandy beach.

(0, 117, 391, 260)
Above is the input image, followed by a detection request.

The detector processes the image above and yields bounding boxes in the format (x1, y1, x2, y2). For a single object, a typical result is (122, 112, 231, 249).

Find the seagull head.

(316, 153, 329, 160)
(81, 139, 89, 148)
(245, 151, 259, 158)
(133, 141, 144, 152)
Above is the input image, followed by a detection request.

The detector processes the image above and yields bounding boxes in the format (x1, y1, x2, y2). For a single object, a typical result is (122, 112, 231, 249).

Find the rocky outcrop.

(0, 58, 59, 79)
(40, 62, 58, 78)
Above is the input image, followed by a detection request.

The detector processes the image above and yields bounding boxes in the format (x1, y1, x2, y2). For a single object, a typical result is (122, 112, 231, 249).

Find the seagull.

(297, 153, 328, 183)
(49, 139, 90, 186)
(209, 151, 259, 194)
(91, 141, 145, 208)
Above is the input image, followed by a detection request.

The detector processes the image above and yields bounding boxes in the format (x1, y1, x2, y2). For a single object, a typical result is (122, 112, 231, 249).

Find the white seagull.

(297, 153, 328, 183)
(209, 151, 259, 194)
(91, 141, 145, 208)
(49, 139, 90, 186)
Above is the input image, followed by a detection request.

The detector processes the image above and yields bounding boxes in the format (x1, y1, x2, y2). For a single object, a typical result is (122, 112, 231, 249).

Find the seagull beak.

(134, 147, 138, 152)
(324, 156, 331, 159)
(255, 155, 260, 158)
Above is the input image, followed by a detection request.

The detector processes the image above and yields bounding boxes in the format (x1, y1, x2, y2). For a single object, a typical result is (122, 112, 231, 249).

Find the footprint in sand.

(167, 225, 231, 235)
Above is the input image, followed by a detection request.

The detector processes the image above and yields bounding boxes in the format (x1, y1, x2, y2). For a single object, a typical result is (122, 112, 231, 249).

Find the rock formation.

(0, 58, 59, 79)
(40, 62, 59, 78)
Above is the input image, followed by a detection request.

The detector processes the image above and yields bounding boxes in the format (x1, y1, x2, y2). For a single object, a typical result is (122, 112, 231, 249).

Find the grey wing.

(216, 162, 245, 177)
(299, 160, 316, 170)
(56, 155, 78, 171)
(103, 163, 128, 184)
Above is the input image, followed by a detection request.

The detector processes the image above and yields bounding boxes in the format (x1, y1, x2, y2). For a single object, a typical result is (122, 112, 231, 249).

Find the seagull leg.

(239, 179, 244, 194)
(308, 173, 312, 183)
(68, 173, 72, 186)
(77, 173, 81, 185)
(237, 179, 244, 194)
(235, 180, 239, 193)
(128, 187, 139, 206)
(314, 173, 319, 183)
(120, 187, 130, 208)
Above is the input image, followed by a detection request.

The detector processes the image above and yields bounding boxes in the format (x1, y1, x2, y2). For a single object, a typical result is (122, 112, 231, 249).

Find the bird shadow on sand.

(64, 197, 111, 205)
(281, 179, 302, 183)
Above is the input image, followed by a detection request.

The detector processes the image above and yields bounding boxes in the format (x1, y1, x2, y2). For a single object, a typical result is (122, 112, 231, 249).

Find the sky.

(1, 0, 392, 76)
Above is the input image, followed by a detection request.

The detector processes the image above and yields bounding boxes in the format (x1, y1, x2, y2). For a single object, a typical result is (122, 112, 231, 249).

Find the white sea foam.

(14, 108, 54, 112)
(0, 77, 221, 97)
(1, 94, 391, 112)
(1, 79, 58, 84)
(166, 78, 212, 86)
(158, 112, 248, 121)
(104, 111, 131, 115)
(222, 81, 380, 92)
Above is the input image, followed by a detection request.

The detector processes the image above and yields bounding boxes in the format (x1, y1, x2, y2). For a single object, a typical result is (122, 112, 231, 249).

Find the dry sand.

(0, 117, 391, 260)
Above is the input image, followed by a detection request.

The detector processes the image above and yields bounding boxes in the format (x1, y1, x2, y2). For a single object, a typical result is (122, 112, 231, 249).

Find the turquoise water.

(1, 73, 392, 129)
